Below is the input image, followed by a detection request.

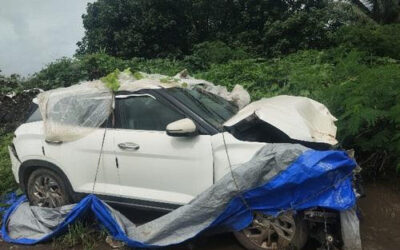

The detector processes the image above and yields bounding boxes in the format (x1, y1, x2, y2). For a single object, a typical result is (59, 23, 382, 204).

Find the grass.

(0, 132, 17, 196)
(52, 221, 108, 250)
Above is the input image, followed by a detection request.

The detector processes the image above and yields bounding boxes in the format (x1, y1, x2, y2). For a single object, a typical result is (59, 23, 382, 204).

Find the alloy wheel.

(236, 212, 296, 250)
(31, 174, 65, 208)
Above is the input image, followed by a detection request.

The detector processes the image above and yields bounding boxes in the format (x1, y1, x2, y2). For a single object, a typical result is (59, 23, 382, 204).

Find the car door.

(113, 93, 214, 206)
(43, 121, 120, 197)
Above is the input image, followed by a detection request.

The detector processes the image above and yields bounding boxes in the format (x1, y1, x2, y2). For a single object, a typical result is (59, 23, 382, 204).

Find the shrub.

(183, 41, 251, 71)
(196, 50, 335, 100)
(0, 73, 24, 94)
(327, 60, 400, 177)
(334, 24, 400, 60)
(26, 53, 187, 90)
(26, 57, 87, 90)
(0, 133, 17, 195)
(198, 49, 400, 176)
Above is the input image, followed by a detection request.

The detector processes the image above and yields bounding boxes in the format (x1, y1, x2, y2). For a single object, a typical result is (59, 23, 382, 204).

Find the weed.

(0, 133, 17, 196)
(52, 221, 108, 250)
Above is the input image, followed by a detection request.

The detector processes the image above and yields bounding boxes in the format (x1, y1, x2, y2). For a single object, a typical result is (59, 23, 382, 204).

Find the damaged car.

(8, 73, 362, 250)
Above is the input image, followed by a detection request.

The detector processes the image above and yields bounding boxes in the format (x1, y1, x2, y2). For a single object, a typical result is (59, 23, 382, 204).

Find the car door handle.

(45, 139, 63, 145)
(118, 142, 140, 151)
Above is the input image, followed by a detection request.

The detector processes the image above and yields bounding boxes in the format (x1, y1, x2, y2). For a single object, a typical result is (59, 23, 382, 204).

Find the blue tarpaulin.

(1, 145, 357, 248)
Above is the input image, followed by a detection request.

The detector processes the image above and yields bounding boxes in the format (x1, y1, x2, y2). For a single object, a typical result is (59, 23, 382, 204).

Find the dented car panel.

(224, 95, 338, 145)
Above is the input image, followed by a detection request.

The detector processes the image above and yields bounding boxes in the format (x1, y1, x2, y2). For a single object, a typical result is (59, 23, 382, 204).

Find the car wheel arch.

(19, 160, 76, 200)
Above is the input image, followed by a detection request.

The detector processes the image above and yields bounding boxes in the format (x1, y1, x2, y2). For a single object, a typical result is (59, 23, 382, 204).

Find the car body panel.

(14, 121, 44, 162)
(224, 95, 338, 145)
(14, 121, 119, 196)
(42, 127, 118, 196)
(11, 122, 260, 206)
(211, 132, 265, 181)
(113, 129, 214, 205)
(8, 146, 20, 183)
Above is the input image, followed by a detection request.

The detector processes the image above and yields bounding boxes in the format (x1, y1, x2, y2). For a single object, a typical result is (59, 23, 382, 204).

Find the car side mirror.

(166, 118, 198, 137)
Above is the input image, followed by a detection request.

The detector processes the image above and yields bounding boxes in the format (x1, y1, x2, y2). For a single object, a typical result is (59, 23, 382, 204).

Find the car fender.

(18, 158, 75, 196)
(211, 132, 265, 182)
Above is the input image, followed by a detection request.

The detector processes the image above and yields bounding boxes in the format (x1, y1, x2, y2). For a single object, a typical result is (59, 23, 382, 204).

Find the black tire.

(26, 168, 73, 208)
(234, 212, 308, 250)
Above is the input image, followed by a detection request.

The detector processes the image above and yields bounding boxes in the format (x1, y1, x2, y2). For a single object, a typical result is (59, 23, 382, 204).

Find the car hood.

(223, 95, 338, 145)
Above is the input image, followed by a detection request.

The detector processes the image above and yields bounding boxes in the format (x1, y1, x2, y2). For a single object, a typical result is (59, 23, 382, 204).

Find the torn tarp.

(2, 144, 358, 248)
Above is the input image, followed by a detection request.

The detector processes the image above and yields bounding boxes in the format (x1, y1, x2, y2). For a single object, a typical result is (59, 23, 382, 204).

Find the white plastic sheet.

(37, 81, 113, 142)
(37, 70, 250, 142)
(341, 207, 363, 250)
(174, 70, 251, 109)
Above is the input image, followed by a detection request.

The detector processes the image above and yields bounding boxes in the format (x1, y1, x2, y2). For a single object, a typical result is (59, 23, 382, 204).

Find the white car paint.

(211, 133, 265, 181)
(166, 118, 197, 135)
(11, 120, 263, 206)
(113, 129, 214, 205)
(10, 93, 337, 207)
(13, 121, 120, 197)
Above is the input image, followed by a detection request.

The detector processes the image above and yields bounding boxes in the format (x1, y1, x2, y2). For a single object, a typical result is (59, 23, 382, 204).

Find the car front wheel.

(26, 168, 72, 208)
(234, 212, 308, 250)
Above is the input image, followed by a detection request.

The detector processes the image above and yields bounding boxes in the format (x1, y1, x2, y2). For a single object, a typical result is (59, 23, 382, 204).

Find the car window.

(25, 103, 42, 123)
(116, 95, 184, 131)
(165, 88, 238, 129)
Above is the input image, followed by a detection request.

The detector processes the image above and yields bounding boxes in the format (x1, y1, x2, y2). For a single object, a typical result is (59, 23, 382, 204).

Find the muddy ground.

(358, 182, 400, 250)
(0, 182, 399, 250)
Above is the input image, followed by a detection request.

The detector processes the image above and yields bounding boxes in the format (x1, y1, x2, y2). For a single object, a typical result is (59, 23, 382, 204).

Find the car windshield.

(166, 87, 239, 129)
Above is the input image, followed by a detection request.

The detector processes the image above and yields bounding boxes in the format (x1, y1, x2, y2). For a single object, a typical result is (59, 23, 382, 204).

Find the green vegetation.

(0, 71, 24, 94)
(101, 69, 121, 91)
(334, 24, 400, 59)
(0, 133, 17, 195)
(0, 0, 400, 198)
(77, 0, 341, 58)
(350, 0, 400, 24)
(52, 221, 107, 250)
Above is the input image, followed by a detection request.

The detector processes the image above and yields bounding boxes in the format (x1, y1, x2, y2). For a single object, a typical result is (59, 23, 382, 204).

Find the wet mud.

(358, 182, 400, 250)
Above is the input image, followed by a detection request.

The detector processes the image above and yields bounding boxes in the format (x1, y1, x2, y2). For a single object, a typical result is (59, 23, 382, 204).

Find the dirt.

(0, 183, 399, 250)
(358, 182, 400, 250)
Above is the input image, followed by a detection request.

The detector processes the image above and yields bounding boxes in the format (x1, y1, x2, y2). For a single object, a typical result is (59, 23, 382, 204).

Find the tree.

(334, 24, 400, 59)
(350, 0, 400, 23)
(77, 0, 194, 58)
(77, 0, 346, 59)
(0, 70, 22, 94)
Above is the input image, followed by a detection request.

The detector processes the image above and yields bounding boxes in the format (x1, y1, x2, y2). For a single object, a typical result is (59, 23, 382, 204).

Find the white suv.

(9, 87, 336, 249)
